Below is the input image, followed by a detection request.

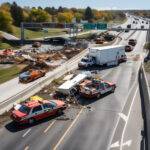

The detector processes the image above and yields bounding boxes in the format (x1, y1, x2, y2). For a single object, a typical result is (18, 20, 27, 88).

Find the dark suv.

(128, 39, 137, 46)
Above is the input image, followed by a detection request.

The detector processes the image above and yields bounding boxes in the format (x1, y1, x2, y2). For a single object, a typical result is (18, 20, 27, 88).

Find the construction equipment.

(19, 69, 46, 83)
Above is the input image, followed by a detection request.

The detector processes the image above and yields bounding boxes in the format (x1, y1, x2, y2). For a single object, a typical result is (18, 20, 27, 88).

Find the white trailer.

(57, 72, 91, 95)
(78, 45, 126, 68)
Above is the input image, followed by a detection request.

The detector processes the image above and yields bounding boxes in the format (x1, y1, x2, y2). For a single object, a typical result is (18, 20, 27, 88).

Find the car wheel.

(97, 93, 101, 98)
(28, 118, 35, 124)
(57, 109, 63, 115)
(112, 86, 116, 92)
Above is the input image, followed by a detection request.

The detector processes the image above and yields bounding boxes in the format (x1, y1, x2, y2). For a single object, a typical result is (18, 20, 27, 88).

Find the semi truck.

(78, 45, 127, 68)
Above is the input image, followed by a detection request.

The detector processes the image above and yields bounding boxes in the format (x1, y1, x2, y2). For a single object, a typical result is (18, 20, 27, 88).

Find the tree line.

(0, 2, 126, 33)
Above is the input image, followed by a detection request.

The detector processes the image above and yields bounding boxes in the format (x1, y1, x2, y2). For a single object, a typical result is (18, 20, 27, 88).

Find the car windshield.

(82, 58, 89, 62)
(18, 105, 30, 114)
(50, 101, 57, 108)
(129, 39, 134, 42)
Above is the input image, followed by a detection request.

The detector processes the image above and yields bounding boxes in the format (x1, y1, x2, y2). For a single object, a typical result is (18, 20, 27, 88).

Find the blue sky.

(0, 0, 150, 9)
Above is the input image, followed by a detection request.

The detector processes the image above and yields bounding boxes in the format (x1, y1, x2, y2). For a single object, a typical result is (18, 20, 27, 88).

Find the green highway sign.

(83, 23, 97, 30)
(83, 23, 107, 30)
(97, 23, 107, 30)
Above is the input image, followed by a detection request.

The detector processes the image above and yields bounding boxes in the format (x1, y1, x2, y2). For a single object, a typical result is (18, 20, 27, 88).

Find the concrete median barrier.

(139, 65, 150, 150)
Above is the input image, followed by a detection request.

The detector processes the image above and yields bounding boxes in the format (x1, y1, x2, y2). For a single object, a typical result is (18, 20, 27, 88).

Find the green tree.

(74, 12, 83, 23)
(10, 2, 24, 26)
(84, 7, 94, 22)
(0, 9, 13, 32)
(28, 8, 52, 22)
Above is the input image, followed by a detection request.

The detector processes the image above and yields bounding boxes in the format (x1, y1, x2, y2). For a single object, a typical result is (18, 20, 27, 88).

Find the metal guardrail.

(139, 65, 150, 150)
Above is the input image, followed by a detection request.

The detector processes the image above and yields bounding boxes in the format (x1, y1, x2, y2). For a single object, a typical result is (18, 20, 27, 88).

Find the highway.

(0, 17, 148, 150)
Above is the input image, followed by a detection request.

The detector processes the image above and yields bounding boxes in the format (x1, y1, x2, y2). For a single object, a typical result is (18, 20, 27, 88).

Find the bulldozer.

(19, 69, 46, 83)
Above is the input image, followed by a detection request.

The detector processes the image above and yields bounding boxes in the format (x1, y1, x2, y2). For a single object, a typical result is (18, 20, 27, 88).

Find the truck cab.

(78, 56, 95, 68)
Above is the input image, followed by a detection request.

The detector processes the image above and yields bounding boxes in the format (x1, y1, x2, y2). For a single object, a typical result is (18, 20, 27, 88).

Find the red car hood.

(12, 110, 27, 118)
(50, 100, 65, 107)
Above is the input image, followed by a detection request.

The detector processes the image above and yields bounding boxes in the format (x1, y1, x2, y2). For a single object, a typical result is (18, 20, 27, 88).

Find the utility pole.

(21, 22, 24, 46)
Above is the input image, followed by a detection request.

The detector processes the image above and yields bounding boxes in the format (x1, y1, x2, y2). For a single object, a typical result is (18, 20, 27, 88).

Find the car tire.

(42, 72, 46, 77)
(28, 118, 35, 124)
(57, 109, 63, 115)
(97, 93, 101, 98)
(112, 86, 116, 93)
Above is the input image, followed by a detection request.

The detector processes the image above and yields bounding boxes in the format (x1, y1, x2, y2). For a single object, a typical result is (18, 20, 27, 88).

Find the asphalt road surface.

(0, 17, 148, 150)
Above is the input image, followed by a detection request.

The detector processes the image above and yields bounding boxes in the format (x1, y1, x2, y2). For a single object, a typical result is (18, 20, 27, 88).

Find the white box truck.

(78, 45, 127, 68)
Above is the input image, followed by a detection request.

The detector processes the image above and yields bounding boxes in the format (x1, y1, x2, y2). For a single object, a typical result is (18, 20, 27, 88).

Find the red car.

(79, 78, 116, 99)
(11, 100, 66, 124)
(125, 45, 133, 52)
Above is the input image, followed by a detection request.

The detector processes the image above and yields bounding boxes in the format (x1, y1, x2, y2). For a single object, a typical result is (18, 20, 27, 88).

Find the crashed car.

(79, 78, 116, 98)
(10, 100, 66, 124)
(19, 69, 46, 83)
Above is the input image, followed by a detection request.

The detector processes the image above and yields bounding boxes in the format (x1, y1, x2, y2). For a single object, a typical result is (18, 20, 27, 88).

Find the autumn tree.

(28, 8, 52, 22)
(0, 9, 13, 32)
(58, 12, 73, 23)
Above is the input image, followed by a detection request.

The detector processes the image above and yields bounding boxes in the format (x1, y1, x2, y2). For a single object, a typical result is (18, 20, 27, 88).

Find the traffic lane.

(127, 30, 146, 60)
(0, 116, 57, 150)
(109, 84, 138, 150)
(19, 106, 81, 150)
(109, 29, 147, 150)
(122, 89, 143, 150)
(52, 59, 137, 150)
(0, 105, 81, 150)
(51, 29, 144, 150)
